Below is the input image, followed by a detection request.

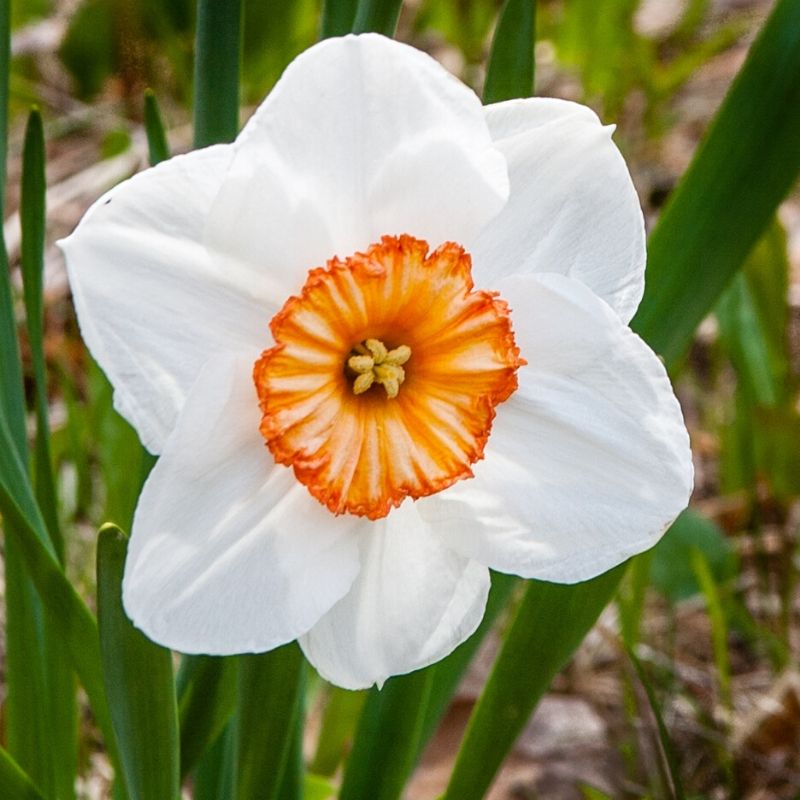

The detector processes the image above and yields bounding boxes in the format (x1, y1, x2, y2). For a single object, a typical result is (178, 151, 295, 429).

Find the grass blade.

(627, 647, 686, 800)
(144, 90, 170, 166)
(178, 656, 238, 779)
(193, 724, 235, 800)
(0, 747, 46, 800)
(483, 0, 536, 103)
(234, 646, 306, 800)
(0, 412, 122, 786)
(7, 106, 79, 800)
(0, 0, 26, 453)
(310, 686, 366, 777)
(443, 566, 625, 800)
(339, 668, 433, 800)
(97, 525, 180, 800)
(321, 0, 358, 38)
(631, 0, 800, 364)
(351, 0, 403, 35)
(193, 0, 242, 147)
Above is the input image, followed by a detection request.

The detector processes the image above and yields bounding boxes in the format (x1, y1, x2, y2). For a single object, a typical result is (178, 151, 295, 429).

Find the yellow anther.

(385, 345, 411, 365)
(348, 338, 411, 399)
(353, 372, 375, 394)
(348, 354, 375, 374)
(365, 339, 388, 362)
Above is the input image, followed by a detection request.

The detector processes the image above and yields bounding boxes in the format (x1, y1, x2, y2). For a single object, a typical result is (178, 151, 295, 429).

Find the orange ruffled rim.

(253, 234, 523, 520)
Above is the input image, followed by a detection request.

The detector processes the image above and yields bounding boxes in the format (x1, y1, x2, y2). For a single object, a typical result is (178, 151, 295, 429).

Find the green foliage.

(0, 748, 46, 800)
(193, 0, 242, 146)
(650, 510, 738, 603)
(483, 0, 535, 103)
(97, 525, 180, 800)
(234, 646, 306, 800)
(632, 0, 800, 365)
(443, 567, 626, 800)
(340, 668, 432, 800)
(178, 656, 237, 779)
(413, 0, 498, 63)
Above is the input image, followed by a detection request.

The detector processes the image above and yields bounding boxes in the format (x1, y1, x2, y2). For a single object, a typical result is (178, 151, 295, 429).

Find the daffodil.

(60, 34, 693, 689)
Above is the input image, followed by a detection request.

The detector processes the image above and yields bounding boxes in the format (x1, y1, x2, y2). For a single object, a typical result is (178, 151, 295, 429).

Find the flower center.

(253, 234, 523, 519)
(347, 338, 411, 398)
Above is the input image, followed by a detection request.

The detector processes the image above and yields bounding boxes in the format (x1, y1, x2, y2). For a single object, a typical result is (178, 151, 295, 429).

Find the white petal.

(219, 33, 507, 269)
(419, 273, 693, 584)
(60, 146, 274, 453)
(299, 502, 490, 689)
(472, 98, 646, 323)
(123, 354, 361, 654)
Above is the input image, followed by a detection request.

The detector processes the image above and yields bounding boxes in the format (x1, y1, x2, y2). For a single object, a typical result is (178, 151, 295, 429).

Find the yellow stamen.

(347, 338, 410, 398)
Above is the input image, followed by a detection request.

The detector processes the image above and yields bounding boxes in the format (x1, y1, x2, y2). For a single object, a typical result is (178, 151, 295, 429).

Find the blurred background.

(2, 0, 799, 798)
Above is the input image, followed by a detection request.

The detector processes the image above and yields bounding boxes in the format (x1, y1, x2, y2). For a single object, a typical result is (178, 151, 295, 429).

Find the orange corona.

(253, 234, 523, 519)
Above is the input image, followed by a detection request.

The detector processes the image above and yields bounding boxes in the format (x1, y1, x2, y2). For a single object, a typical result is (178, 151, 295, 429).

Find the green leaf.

(0, 747, 46, 800)
(309, 686, 366, 777)
(0, 413, 122, 785)
(97, 525, 180, 800)
(304, 773, 335, 800)
(339, 668, 433, 800)
(193, 723, 236, 800)
(650, 510, 737, 603)
(58, 0, 116, 99)
(690, 549, 732, 711)
(193, 0, 242, 147)
(320, 0, 358, 38)
(331, 574, 517, 799)
(716, 219, 790, 408)
(443, 566, 625, 800)
(144, 90, 170, 166)
(632, 0, 800, 365)
(234, 645, 305, 800)
(178, 656, 238, 779)
(483, 0, 536, 103)
(627, 647, 686, 800)
(351, 0, 403, 35)
(6, 106, 78, 800)
(21, 107, 63, 558)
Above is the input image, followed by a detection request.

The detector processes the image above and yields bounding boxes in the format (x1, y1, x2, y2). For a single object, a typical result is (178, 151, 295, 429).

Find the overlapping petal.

(472, 98, 646, 323)
(212, 34, 508, 277)
(419, 273, 693, 583)
(59, 146, 271, 453)
(299, 501, 490, 689)
(123, 355, 361, 654)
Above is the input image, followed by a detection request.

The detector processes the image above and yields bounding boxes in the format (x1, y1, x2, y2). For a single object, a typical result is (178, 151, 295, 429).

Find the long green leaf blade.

(178, 656, 238, 779)
(193, 0, 242, 147)
(144, 90, 170, 166)
(339, 668, 433, 800)
(20, 108, 63, 556)
(234, 646, 305, 800)
(631, 0, 800, 364)
(443, 567, 624, 800)
(321, 0, 358, 38)
(351, 0, 403, 35)
(17, 105, 77, 800)
(483, 0, 536, 103)
(0, 413, 121, 783)
(193, 724, 236, 800)
(0, 0, 25, 454)
(0, 747, 46, 800)
(97, 525, 180, 800)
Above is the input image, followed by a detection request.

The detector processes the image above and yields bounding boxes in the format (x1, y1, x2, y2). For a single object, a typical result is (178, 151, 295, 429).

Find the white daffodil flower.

(60, 33, 693, 690)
